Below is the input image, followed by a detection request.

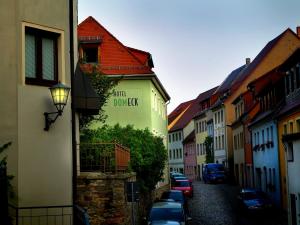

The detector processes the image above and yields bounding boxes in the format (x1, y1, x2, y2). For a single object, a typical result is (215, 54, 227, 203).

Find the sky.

(78, 0, 300, 113)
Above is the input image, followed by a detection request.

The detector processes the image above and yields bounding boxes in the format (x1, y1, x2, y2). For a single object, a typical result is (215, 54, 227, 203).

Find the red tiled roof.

(170, 87, 217, 132)
(78, 16, 153, 75)
(168, 100, 194, 125)
(126, 46, 153, 67)
(231, 28, 299, 92)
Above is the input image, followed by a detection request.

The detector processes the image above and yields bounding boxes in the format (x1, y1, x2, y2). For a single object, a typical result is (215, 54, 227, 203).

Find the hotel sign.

(112, 89, 140, 107)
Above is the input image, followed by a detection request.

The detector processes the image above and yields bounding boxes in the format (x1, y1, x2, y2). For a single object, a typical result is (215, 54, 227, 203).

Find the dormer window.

(82, 44, 99, 63)
(79, 36, 101, 64)
(84, 47, 98, 63)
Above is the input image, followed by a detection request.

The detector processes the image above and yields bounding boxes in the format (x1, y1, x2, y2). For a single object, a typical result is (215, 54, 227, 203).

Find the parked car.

(150, 221, 180, 225)
(237, 188, 274, 213)
(171, 176, 192, 183)
(160, 190, 188, 214)
(147, 201, 191, 225)
(171, 180, 193, 197)
(170, 172, 184, 179)
(203, 163, 226, 183)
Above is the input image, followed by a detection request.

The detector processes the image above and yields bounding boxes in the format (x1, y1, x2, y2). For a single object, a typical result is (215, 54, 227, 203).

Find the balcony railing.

(79, 142, 130, 173)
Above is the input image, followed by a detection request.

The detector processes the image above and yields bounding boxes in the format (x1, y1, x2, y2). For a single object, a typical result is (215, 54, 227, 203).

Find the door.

(290, 194, 297, 225)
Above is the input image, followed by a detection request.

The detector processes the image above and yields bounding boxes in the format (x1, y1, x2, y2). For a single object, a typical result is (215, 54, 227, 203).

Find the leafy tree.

(80, 124, 168, 192)
(204, 136, 214, 163)
(79, 69, 119, 130)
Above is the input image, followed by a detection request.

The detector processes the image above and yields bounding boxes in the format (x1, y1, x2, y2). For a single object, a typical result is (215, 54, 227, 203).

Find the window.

(241, 132, 244, 147)
(283, 124, 288, 135)
(296, 119, 300, 132)
(222, 135, 225, 149)
(290, 122, 294, 134)
(287, 142, 294, 162)
(290, 71, 295, 92)
(285, 74, 290, 95)
(262, 130, 265, 144)
(169, 150, 172, 160)
(270, 126, 273, 141)
(221, 110, 224, 122)
(172, 133, 175, 142)
(25, 27, 58, 86)
(296, 65, 300, 89)
(215, 137, 218, 149)
(82, 44, 98, 63)
(178, 132, 182, 140)
(241, 102, 244, 114)
(218, 136, 221, 149)
(272, 168, 276, 191)
(175, 133, 178, 141)
(168, 134, 171, 143)
(267, 128, 269, 141)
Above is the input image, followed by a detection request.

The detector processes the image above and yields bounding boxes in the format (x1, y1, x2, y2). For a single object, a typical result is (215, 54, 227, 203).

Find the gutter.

(69, 0, 77, 209)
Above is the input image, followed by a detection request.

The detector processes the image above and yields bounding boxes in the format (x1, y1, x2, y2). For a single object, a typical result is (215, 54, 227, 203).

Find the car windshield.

(243, 191, 265, 200)
(207, 166, 224, 173)
(161, 192, 184, 202)
(175, 181, 190, 187)
(149, 208, 184, 222)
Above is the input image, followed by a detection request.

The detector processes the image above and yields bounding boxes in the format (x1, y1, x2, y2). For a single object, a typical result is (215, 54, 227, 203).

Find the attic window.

(82, 44, 99, 63)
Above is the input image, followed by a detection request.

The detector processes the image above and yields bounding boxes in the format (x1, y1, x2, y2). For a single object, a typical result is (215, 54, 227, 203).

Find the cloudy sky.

(78, 0, 300, 113)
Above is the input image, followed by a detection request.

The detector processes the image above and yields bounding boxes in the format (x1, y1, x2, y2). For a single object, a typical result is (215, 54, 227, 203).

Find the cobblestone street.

(188, 181, 288, 225)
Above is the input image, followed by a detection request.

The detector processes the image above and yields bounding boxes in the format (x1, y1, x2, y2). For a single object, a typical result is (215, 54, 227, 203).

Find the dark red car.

(171, 179, 193, 197)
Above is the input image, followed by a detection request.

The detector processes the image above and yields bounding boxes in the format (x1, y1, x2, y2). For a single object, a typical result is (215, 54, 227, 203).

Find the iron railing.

(8, 205, 73, 225)
(79, 142, 130, 173)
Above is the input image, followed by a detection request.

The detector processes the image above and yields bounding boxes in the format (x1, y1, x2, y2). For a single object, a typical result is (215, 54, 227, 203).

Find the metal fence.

(79, 142, 130, 173)
(8, 205, 73, 225)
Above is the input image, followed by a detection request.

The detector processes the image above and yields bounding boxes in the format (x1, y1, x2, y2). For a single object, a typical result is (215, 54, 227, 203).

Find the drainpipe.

(69, 0, 77, 211)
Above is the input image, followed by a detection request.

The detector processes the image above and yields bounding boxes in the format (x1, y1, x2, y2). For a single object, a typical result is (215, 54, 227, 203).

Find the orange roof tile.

(78, 16, 153, 75)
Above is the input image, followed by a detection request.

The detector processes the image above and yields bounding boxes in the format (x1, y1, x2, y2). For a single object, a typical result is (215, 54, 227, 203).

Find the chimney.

(297, 26, 300, 38)
(246, 58, 251, 65)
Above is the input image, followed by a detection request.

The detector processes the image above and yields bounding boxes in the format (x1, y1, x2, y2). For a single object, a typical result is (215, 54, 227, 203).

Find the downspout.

(69, 0, 77, 209)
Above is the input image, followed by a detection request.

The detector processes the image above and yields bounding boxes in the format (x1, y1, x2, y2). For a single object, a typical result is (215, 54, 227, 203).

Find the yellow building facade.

(223, 29, 300, 174)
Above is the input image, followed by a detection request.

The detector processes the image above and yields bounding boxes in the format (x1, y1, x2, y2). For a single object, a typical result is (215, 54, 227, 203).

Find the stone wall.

(77, 172, 136, 225)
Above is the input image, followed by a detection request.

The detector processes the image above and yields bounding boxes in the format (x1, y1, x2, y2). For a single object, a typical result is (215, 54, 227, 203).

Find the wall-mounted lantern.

(44, 82, 70, 131)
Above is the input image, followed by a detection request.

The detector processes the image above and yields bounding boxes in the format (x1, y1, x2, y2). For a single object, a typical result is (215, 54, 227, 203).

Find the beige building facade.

(0, 0, 78, 222)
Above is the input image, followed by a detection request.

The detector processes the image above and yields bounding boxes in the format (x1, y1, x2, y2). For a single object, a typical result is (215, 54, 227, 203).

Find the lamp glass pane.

(50, 86, 70, 111)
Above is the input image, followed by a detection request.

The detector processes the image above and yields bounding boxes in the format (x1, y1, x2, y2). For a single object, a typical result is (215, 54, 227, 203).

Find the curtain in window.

(25, 34, 36, 78)
(42, 37, 54, 80)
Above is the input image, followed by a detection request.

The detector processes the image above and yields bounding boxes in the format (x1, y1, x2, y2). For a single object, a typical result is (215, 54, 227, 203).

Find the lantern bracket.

(44, 111, 63, 131)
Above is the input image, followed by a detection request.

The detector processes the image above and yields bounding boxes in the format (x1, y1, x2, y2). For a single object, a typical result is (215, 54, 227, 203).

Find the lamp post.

(44, 82, 70, 131)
